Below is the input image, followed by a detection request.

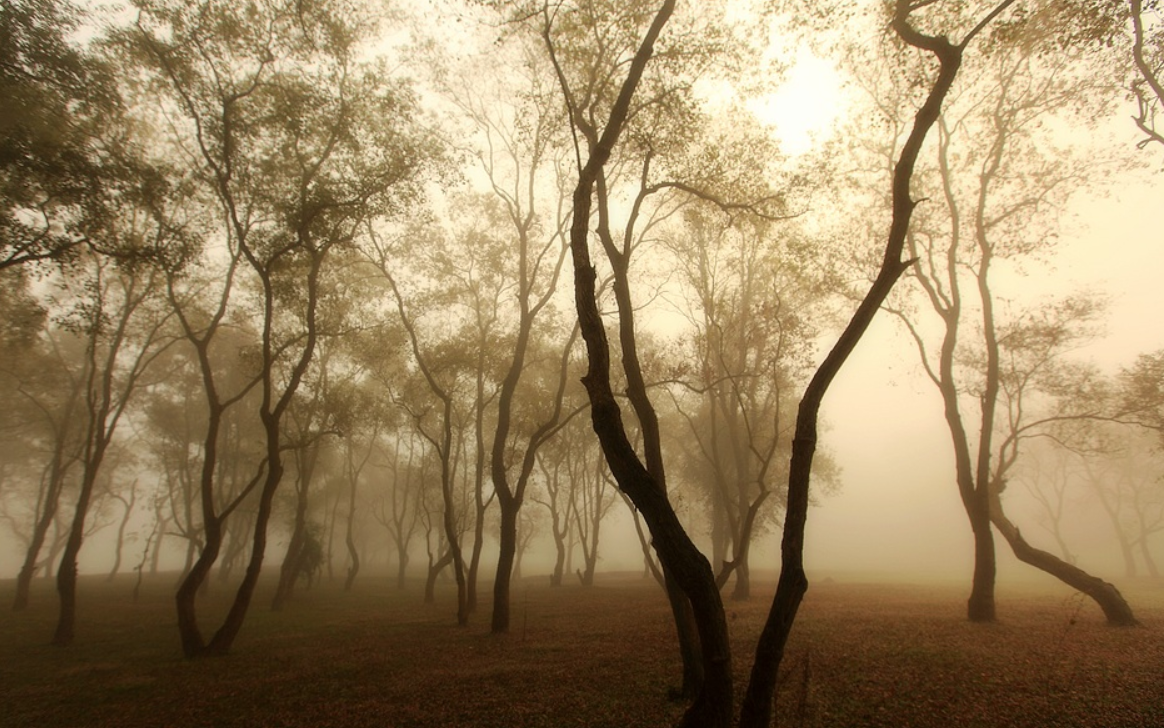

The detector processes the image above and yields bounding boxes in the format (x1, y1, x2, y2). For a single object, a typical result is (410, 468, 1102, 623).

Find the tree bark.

(738, 1, 1004, 722)
(989, 490, 1137, 626)
(553, 2, 733, 723)
(343, 475, 360, 592)
(424, 549, 453, 604)
(13, 437, 76, 611)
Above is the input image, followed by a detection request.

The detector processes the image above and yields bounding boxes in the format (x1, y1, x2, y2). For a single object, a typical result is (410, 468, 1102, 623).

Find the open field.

(1, 572, 1162, 727)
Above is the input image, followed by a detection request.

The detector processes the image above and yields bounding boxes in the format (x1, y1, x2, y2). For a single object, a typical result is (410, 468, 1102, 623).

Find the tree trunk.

(1138, 529, 1159, 579)
(52, 454, 106, 646)
(175, 517, 223, 658)
(738, 4, 988, 723)
(203, 458, 284, 656)
(424, 549, 453, 605)
(395, 536, 409, 590)
(990, 494, 1137, 626)
(492, 502, 518, 632)
(343, 516, 360, 592)
(13, 460, 70, 611)
(549, 512, 567, 587)
(106, 488, 136, 582)
(466, 498, 486, 614)
(967, 493, 998, 622)
(271, 524, 305, 611)
(14, 519, 52, 611)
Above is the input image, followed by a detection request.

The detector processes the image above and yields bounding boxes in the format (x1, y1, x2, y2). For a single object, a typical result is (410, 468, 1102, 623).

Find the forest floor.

(1, 570, 1162, 727)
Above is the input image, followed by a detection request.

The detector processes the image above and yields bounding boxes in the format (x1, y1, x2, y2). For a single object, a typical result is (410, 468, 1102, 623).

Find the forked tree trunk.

(202, 457, 285, 656)
(966, 496, 997, 622)
(424, 550, 453, 604)
(13, 453, 73, 611)
(176, 517, 223, 657)
(493, 503, 520, 629)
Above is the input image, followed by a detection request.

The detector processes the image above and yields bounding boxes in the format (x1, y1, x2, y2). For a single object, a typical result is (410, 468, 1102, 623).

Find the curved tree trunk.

(203, 457, 285, 656)
(424, 549, 453, 605)
(13, 455, 72, 611)
(738, 3, 1000, 723)
(343, 477, 360, 592)
(990, 492, 1137, 626)
(176, 517, 223, 658)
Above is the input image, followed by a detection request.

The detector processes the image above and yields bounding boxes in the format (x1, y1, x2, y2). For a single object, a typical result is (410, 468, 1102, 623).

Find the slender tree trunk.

(738, 4, 995, 722)
(52, 453, 106, 646)
(149, 515, 164, 575)
(1139, 535, 1159, 579)
(106, 487, 136, 582)
(424, 549, 453, 604)
(550, 511, 566, 587)
(344, 475, 360, 592)
(466, 498, 485, 614)
(14, 458, 70, 610)
(395, 536, 410, 590)
(271, 524, 305, 611)
(203, 458, 284, 655)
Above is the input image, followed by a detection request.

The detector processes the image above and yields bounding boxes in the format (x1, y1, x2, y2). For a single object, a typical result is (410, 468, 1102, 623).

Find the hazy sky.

(802, 175, 1164, 582)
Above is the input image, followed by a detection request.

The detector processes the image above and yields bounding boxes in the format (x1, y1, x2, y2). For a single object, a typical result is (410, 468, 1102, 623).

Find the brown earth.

(1, 571, 1161, 727)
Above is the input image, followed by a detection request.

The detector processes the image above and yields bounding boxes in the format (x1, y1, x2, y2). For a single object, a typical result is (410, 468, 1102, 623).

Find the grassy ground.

(1, 571, 1162, 727)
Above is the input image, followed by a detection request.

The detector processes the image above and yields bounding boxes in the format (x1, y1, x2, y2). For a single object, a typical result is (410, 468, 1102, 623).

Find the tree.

(336, 378, 393, 592)
(123, 0, 436, 656)
(52, 250, 176, 646)
(0, 0, 122, 269)
(270, 351, 343, 611)
(1014, 441, 1078, 565)
(522, 0, 792, 704)
(364, 390, 425, 591)
(1130, 0, 1164, 148)
(371, 237, 480, 624)
(740, 4, 1022, 722)
(445, 40, 579, 634)
(532, 0, 1015, 724)
(1071, 424, 1164, 578)
(866, 6, 1136, 623)
(6, 323, 86, 611)
(569, 436, 616, 586)
(663, 210, 824, 600)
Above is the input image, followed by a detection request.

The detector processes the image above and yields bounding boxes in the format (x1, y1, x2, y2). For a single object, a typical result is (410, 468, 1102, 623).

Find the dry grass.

(1, 571, 1162, 727)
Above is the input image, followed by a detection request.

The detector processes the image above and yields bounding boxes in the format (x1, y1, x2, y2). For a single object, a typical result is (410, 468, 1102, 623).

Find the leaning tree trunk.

(52, 449, 107, 647)
(13, 457, 70, 611)
(737, 3, 1004, 723)
(203, 456, 285, 656)
(989, 491, 1137, 626)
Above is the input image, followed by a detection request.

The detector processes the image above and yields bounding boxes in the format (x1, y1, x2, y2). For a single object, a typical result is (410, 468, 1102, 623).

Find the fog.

(4, 75, 1163, 594)
(4, 1, 1164, 725)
